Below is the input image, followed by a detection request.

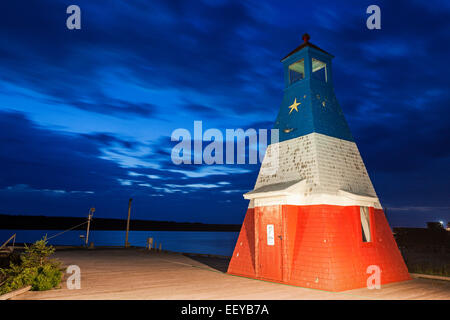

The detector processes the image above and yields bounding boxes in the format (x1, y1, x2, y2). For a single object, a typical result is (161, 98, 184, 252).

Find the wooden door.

(257, 205, 283, 281)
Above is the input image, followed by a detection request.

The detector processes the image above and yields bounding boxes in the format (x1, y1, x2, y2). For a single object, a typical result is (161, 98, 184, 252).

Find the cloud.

(221, 189, 247, 194)
(0, 111, 124, 191)
(100, 146, 160, 169)
(137, 183, 152, 188)
(165, 183, 222, 189)
(389, 206, 450, 212)
(68, 99, 159, 117)
(168, 166, 252, 178)
(128, 171, 162, 180)
(3, 184, 94, 195)
(117, 179, 133, 186)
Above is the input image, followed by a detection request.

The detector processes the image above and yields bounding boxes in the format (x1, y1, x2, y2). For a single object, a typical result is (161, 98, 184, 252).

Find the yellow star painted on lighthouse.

(288, 98, 300, 114)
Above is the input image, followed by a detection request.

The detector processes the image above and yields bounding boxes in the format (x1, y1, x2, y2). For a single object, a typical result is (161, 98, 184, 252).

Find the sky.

(0, 0, 449, 227)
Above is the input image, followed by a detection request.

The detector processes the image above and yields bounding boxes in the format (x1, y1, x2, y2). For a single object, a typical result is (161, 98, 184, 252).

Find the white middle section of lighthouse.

(245, 132, 382, 209)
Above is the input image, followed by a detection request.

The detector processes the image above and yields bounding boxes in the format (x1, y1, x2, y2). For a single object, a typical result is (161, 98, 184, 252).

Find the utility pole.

(125, 198, 133, 248)
(85, 207, 95, 247)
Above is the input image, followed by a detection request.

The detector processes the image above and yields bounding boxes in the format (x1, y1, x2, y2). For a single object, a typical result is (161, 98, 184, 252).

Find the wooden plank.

(10, 249, 450, 300)
(0, 286, 31, 300)
(410, 273, 450, 282)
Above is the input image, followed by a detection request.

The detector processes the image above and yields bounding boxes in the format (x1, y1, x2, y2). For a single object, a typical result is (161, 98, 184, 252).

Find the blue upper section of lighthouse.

(274, 34, 354, 142)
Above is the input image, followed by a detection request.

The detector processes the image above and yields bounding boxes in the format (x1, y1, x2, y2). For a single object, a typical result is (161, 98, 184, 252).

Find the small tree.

(21, 237, 56, 268)
(0, 236, 62, 294)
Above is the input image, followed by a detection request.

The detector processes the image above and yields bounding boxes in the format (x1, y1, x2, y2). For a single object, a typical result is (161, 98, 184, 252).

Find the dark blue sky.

(0, 0, 449, 227)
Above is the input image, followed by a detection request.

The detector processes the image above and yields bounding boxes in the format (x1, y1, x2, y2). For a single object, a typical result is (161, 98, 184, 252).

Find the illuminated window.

(312, 58, 327, 82)
(360, 206, 371, 242)
(289, 59, 305, 84)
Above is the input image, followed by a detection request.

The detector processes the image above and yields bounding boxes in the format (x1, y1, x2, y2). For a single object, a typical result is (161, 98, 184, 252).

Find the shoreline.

(0, 214, 241, 232)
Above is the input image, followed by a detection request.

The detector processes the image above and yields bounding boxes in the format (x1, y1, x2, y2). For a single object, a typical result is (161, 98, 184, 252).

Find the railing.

(0, 233, 16, 251)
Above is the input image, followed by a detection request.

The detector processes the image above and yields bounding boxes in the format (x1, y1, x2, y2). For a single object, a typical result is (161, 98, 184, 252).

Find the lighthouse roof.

(281, 33, 334, 61)
(244, 179, 305, 199)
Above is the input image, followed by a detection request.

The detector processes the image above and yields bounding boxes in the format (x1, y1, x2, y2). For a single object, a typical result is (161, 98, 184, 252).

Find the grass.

(399, 246, 450, 277)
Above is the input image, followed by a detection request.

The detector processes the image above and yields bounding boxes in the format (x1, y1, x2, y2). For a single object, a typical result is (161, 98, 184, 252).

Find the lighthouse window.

(312, 58, 327, 82)
(360, 206, 372, 242)
(289, 59, 305, 84)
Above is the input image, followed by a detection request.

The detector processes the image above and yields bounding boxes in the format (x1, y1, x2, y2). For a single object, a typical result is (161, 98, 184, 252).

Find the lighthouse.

(227, 34, 411, 292)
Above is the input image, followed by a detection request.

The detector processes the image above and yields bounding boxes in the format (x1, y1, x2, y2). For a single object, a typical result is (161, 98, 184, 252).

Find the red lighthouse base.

(227, 205, 411, 292)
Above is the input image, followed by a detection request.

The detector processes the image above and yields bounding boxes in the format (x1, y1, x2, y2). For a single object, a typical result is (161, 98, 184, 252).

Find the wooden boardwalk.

(12, 248, 450, 300)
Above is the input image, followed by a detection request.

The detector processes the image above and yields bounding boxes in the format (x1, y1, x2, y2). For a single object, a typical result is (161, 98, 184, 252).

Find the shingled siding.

(253, 132, 378, 200)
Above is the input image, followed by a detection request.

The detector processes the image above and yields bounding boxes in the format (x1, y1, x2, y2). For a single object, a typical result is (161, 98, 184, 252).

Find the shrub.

(0, 236, 62, 295)
(32, 264, 62, 291)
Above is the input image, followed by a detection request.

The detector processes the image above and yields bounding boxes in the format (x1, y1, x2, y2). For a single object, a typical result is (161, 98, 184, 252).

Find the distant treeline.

(0, 214, 241, 232)
(394, 227, 450, 247)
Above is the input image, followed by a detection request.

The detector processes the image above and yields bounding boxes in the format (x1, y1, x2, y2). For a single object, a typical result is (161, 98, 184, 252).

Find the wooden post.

(147, 237, 153, 251)
(159, 243, 162, 252)
(85, 208, 95, 247)
(125, 198, 133, 248)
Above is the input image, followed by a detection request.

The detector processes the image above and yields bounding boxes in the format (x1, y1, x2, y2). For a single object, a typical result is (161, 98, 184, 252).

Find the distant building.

(427, 221, 445, 231)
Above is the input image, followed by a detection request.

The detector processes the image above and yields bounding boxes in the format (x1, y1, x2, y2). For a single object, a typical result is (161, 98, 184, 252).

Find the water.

(0, 229, 239, 256)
